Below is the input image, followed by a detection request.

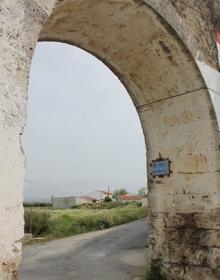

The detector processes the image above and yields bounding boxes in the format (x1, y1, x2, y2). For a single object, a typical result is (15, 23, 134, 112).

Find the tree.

(112, 188, 127, 199)
(104, 197, 112, 203)
(138, 187, 146, 196)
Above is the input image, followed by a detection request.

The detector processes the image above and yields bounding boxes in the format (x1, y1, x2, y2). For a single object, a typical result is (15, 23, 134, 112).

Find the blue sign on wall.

(152, 159, 170, 177)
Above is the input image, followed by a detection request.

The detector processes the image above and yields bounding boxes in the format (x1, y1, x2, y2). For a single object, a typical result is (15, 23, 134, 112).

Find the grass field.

(24, 204, 147, 240)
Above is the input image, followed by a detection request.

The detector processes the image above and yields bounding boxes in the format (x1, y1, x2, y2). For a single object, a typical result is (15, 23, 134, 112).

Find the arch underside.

(37, 1, 220, 279)
(40, 0, 206, 107)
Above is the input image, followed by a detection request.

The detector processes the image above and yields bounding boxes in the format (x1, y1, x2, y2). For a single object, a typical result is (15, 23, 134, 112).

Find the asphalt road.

(20, 218, 148, 280)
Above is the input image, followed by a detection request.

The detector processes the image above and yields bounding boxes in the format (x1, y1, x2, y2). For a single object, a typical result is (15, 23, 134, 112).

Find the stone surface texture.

(0, 0, 220, 279)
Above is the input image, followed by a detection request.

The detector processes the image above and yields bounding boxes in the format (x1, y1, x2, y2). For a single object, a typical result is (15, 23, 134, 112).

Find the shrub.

(24, 209, 51, 237)
(145, 264, 166, 280)
(103, 197, 112, 203)
(70, 205, 80, 209)
(136, 201, 142, 207)
(70, 201, 126, 210)
(102, 201, 124, 209)
(23, 202, 52, 208)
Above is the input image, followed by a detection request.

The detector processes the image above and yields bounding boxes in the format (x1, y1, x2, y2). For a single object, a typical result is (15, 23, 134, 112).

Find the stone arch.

(1, 1, 220, 279)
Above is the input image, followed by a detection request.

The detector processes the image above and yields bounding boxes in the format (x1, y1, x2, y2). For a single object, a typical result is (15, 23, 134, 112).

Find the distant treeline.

(23, 202, 52, 208)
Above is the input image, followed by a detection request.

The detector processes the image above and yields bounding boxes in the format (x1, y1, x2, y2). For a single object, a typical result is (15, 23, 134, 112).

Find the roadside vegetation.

(142, 264, 166, 280)
(24, 202, 147, 240)
(71, 200, 142, 209)
(23, 202, 52, 208)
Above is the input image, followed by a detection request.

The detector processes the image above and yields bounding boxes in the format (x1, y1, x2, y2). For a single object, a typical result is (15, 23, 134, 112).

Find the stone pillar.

(138, 88, 220, 279)
(0, 1, 54, 279)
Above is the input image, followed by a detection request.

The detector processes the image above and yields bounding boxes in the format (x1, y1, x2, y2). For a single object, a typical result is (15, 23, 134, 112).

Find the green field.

(24, 204, 147, 240)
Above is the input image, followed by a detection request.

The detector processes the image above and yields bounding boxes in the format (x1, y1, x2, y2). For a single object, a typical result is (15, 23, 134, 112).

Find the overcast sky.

(22, 42, 146, 201)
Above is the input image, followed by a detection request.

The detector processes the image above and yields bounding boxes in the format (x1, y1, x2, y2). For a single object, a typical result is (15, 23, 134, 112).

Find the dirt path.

(20, 218, 148, 280)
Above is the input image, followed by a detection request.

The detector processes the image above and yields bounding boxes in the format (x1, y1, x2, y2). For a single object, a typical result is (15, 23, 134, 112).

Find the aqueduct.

(1, 0, 220, 279)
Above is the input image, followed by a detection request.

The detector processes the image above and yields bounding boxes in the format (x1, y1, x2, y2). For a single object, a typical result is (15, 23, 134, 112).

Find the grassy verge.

(141, 264, 167, 280)
(24, 205, 147, 240)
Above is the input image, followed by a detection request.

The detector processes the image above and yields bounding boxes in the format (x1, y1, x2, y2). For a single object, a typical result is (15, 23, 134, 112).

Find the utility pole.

(29, 207, 32, 234)
(99, 191, 102, 207)
(107, 186, 110, 199)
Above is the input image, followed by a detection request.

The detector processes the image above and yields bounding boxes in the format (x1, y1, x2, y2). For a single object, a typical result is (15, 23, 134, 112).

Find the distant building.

(51, 189, 112, 208)
(52, 196, 76, 209)
(51, 195, 95, 208)
(89, 190, 112, 201)
(76, 196, 95, 204)
(117, 194, 144, 202)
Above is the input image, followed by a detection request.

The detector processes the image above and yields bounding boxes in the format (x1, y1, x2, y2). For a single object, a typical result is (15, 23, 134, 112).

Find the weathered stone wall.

(170, 0, 220, 68)
(145, 0, 220, 69)
(139, 89, 220, 279)
(52, 196, 76, 208)
(0, 1, 54, 278)
(0, 1, 220, 279)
